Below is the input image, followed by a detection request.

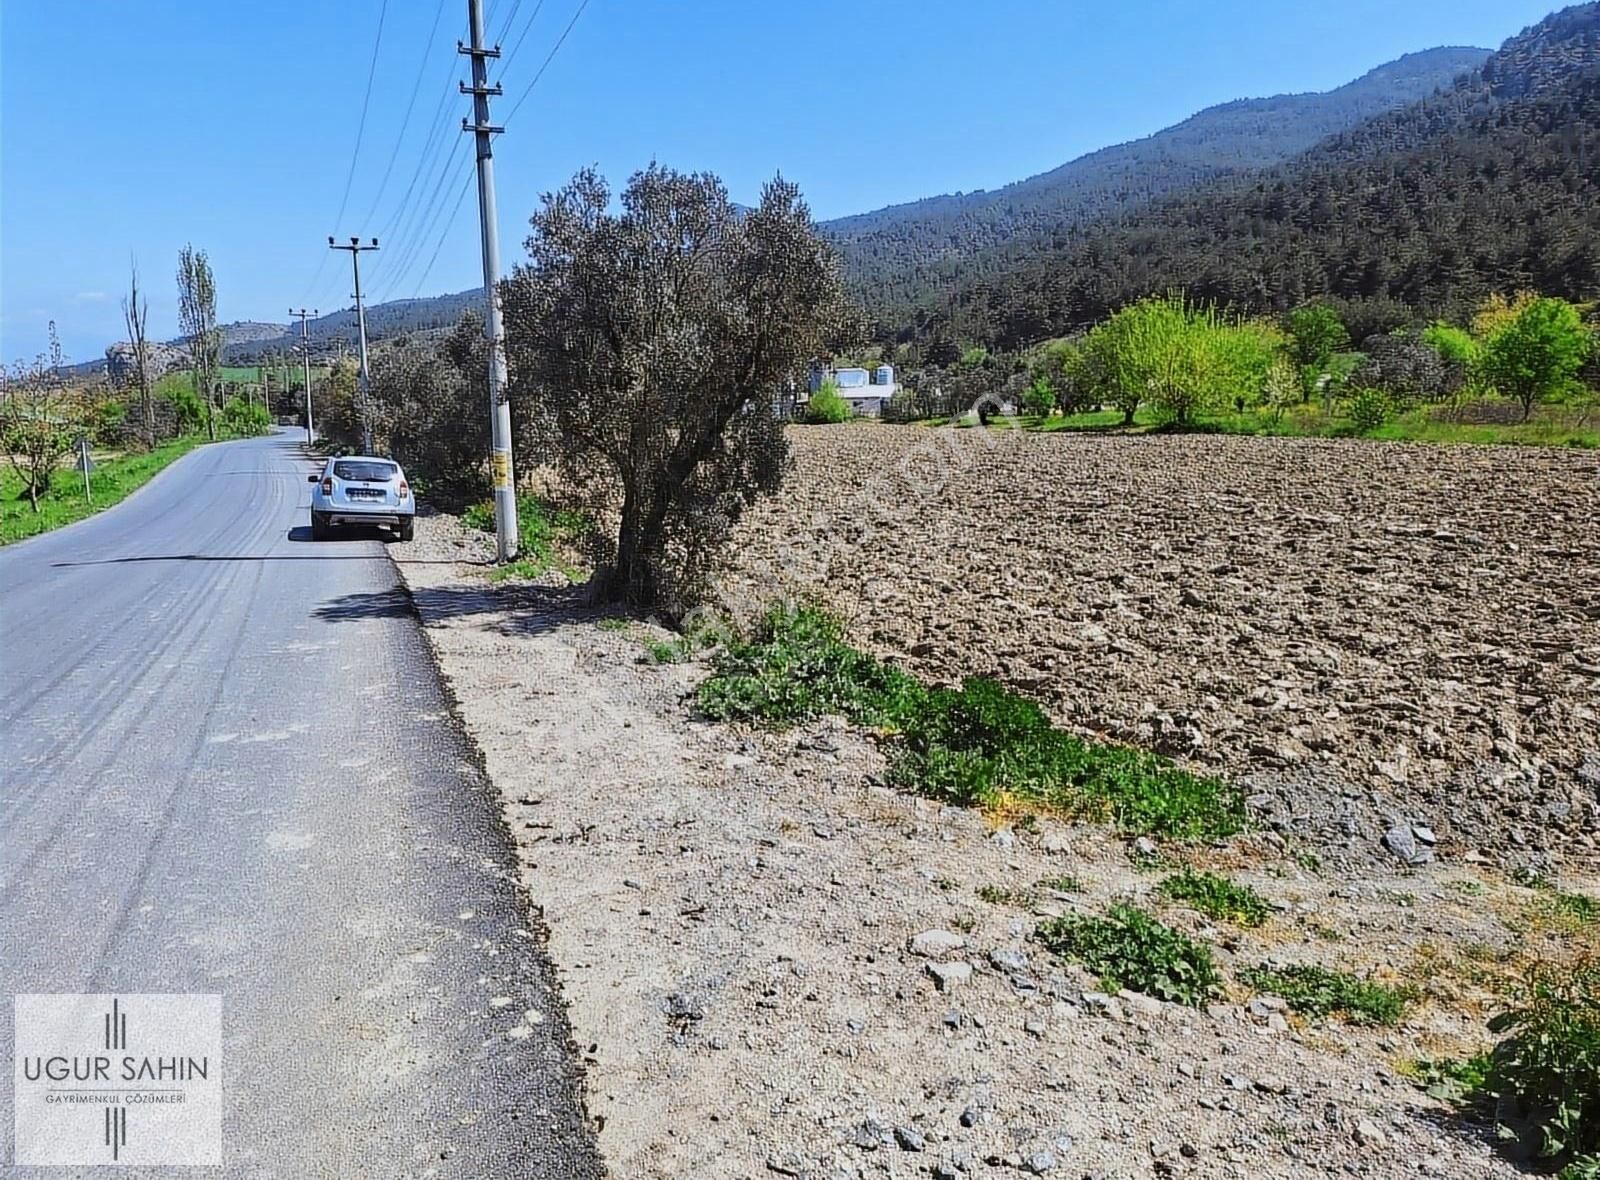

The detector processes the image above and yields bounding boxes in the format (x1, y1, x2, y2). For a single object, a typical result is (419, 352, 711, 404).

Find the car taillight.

(321, 477, 333, 495)
(398, 480, 409, 499)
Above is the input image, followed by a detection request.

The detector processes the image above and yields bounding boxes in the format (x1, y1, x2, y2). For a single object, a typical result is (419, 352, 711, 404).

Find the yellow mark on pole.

(492, 449, 511, 489)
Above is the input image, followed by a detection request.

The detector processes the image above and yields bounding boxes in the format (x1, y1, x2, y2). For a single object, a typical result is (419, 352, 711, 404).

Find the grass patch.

(644, 635, 694, 664)
(1035, 904, 1223, 1007)
(1037, 874, 1084, 894)
(1239, 963, 1413, 1026)
(976, 883, 1036, 907)
(462, 494, 590, 579)
(597, 617, 631, 632)
(1, 436, 206, 545)
(697, 605, 1245, 841)
(1156, 869, 1271, 927)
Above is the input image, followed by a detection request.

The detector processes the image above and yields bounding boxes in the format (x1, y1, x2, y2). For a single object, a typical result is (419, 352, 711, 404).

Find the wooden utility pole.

(461, 0, 518, 561)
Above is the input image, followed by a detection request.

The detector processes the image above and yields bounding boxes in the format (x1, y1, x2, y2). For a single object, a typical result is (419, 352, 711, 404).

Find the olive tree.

(502, 165, 850, 613)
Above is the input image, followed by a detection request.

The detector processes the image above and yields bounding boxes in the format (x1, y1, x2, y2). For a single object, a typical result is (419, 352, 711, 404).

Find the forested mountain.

(223, 289, 482, 363)
(822, 47, 1489, 321)
(922, 4, 1600, 349)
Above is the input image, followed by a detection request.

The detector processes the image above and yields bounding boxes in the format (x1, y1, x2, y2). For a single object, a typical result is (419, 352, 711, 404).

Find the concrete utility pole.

(328, 237, 378, 454)
(460, 0, 518, 561)
(290, 308, 318, 445)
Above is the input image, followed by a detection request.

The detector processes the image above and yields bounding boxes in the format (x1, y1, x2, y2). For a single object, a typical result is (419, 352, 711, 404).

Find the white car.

(308, 455, 415, 541)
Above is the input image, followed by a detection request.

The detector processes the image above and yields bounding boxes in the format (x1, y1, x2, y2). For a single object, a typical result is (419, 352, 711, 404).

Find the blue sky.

(0, 0, 1561, 363)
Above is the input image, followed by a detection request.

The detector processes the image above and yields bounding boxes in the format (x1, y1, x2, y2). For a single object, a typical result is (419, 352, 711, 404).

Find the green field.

(0, 437, 207, 546)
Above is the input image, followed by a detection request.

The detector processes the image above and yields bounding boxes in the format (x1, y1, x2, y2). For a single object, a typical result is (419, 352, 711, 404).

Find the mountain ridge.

(819, 45, 1492, 319)
(924, 2, 1600, 347)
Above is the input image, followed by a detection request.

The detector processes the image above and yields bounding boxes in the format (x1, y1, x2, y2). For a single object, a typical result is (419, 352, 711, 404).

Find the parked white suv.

(308, 456, 415, 541)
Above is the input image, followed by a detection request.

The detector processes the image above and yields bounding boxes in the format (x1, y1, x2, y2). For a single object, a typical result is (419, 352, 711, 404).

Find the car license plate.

(349, 488, 383, 499)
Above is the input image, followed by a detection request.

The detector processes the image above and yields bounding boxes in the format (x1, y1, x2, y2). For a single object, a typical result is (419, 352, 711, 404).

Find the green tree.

(804, 379, 851, 424)
(1286, 303, 1351, 369)
(1479, 296, 1591, 420)
(1085, 295, 1280, 426)
(1022, 374, 1057, 416)
(502, 165, 849, 613)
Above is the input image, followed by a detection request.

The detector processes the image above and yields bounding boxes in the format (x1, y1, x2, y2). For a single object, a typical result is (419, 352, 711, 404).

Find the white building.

(806, 363, 899, 417)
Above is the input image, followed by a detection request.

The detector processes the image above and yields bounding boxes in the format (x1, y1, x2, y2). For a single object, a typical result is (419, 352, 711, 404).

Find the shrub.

(1239, 963, 1412, 1025)
(1346, 386, 1391, 433)
(220, 397, 270, 438)
(1156, 870, 1271, 927)
(1035, 904, 1223, 1007)
(1486, 956, 1600, 1163)
(804, 379, 851, 424)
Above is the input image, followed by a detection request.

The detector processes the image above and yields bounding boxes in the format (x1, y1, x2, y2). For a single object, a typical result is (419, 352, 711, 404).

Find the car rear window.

(333, 461, 397, 482)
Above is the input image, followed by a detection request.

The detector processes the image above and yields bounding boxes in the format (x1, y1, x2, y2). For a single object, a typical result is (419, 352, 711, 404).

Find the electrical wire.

(332, 0, 391, 234)
(360, 0, 449, 228)
(300, 0, 391, 304)
(504, 0, 590, 125)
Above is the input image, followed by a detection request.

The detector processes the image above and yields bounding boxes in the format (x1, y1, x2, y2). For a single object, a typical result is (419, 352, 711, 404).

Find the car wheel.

(395, 517, 415, 542)
(311, 511, 332, 541)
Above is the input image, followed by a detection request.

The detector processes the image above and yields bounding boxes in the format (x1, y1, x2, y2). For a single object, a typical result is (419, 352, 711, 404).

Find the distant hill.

(821, 46, 1491, 324)
(926, 3, 1600, 347)
(223, 290, 482, 363)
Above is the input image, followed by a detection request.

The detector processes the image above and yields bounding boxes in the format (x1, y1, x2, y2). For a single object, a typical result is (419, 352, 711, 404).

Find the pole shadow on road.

(49, 529, 468, 566)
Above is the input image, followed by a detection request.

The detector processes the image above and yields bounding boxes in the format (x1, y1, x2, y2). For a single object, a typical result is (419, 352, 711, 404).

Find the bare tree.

(1, 323, 83, 512)
(177, 245, 221, 441)
(122, 260, 156, 447)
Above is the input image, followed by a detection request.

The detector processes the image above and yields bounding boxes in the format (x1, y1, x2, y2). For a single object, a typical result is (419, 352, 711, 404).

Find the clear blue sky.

(0, 0, 1561, 363)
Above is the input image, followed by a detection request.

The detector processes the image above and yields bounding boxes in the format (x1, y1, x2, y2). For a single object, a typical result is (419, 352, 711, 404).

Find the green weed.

(462, 494, 590, 579)
(697, 606, 1245, 841)
(1485, 956, 1600, 1164)
(1035, 904, 1223, 1007)
(1239, 963, 1413, 1026)
(1156, 870, 1271, 927)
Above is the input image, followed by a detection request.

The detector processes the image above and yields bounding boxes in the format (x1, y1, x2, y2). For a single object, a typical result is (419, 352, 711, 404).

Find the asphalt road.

(0, 431, 602, 1178)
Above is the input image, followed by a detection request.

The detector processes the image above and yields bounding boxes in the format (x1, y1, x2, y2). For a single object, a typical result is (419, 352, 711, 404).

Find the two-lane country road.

(0, 431, 602, 1177)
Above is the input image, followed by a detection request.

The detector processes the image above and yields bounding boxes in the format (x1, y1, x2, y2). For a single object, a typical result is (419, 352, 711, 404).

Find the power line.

(504, 0, 590, 125)
(375, 135, 470, 300)
(497, 0, 548, 75)
(332, 0, 391, 234)
(300, 0, 392, 304)
(411, 169, 478, 297)
(359, 0, 449, 228)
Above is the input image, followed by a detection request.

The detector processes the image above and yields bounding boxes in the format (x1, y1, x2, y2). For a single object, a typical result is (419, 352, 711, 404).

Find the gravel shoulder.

(390, 424, 1600, 1180)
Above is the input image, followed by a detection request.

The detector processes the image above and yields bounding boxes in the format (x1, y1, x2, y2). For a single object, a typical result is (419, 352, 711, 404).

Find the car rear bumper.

(319, 508, 414, 527)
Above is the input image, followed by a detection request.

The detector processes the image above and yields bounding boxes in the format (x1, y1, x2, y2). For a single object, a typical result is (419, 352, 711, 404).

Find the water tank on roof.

(874, 364, 895, 386)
